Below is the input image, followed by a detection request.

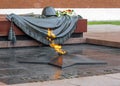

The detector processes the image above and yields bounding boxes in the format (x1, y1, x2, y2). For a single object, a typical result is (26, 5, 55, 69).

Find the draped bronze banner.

(7, 14, 80, 45)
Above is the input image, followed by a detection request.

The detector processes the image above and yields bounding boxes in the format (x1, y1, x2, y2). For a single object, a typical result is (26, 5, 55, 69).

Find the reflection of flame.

(53, 70, 62, 79)
(47, 28, 66, 55)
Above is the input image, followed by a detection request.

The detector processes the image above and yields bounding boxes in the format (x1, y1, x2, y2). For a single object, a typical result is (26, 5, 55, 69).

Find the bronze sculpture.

(7, 6, 106, 68)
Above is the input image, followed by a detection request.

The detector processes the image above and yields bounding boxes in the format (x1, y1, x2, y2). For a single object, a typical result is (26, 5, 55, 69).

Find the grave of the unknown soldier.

(0, 1, 120, 85)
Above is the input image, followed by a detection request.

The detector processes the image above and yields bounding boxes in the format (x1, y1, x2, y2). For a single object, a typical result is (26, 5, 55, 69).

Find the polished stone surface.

(0, 44, 120, 84)
(18, 52, 106, 68)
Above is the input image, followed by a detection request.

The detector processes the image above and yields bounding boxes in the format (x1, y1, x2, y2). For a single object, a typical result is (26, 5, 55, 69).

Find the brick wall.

(0, 0, 120, 8)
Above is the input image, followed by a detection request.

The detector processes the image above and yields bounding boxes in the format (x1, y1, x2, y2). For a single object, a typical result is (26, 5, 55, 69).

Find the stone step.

(0, 38, 86, 48)
(86, 38, 120, 48)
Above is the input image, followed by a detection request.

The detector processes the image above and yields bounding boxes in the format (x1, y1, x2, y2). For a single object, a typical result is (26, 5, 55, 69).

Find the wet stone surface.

(0, 44, 120, 84)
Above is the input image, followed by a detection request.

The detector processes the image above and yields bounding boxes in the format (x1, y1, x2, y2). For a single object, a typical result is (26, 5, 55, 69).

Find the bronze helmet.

(42, 6, 57, 17)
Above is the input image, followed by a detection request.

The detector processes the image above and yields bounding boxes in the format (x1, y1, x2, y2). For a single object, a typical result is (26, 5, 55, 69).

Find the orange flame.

(47, 28, 66, 55)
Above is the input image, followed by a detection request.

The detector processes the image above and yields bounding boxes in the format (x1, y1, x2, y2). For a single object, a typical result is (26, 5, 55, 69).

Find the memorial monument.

(6, 6, 106, 68)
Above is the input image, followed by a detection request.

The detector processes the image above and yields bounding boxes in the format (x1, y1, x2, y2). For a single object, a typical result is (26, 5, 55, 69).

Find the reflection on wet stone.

(0, 44, 119, 84)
